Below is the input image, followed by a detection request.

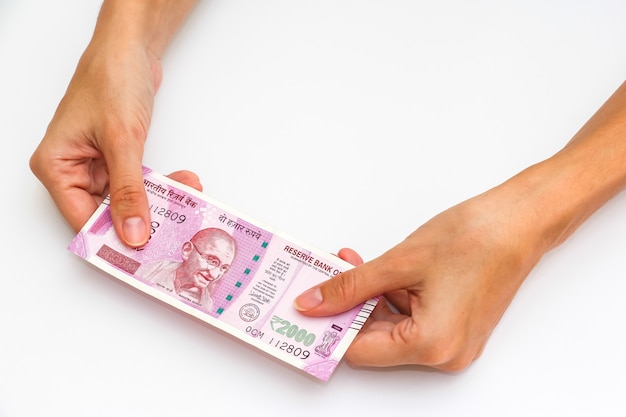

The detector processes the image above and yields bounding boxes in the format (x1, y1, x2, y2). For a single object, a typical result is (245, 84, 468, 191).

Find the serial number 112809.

(267, 338, 311, 359)
(149, 205, 186, 224)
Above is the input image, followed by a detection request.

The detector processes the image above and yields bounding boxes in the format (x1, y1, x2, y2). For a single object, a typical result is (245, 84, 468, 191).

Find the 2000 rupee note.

(69, 166, 376, 381)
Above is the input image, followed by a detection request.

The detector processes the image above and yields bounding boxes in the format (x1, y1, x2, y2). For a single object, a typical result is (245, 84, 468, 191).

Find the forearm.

(498, 81, 626, 254)
(92, 0, 197, 58)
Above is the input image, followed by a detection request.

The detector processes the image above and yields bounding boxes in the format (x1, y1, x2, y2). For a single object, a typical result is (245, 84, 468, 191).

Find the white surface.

(1, 1, 626, 416)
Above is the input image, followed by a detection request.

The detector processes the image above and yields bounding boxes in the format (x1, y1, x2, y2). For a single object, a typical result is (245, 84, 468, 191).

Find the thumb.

(104, 138, 150, 248)
(294, 255, 395, 317)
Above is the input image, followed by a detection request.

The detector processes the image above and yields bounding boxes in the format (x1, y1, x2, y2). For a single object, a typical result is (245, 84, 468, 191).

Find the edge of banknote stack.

(68, 166, 377, 381)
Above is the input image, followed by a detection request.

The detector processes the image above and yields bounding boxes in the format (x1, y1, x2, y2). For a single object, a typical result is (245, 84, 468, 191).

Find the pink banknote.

(68, 166, 377, 381)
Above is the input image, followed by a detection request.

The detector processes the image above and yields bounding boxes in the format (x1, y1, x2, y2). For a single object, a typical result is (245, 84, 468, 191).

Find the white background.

(1, 1, 626, 416)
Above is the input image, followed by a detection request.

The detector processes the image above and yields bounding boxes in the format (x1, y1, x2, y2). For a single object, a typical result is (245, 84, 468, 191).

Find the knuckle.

(437, 354, 475, 372)
(415, 343, 453, 367)
(29, 154, 42, 178)
(328, 270, 360, 302)
(405, 330, 476, 371)
(98, 118, 148, 153)
(106, 112, 149, 140)
(110, 180, 145, 209)
(29, 148, 46, 179)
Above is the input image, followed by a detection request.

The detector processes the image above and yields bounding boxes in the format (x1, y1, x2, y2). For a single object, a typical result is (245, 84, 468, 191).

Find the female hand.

(298, 185, 546, 371)
(30, 0, 199, 246)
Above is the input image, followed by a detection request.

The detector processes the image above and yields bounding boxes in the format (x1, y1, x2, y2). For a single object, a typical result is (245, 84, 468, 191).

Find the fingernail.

(123, 216, 147, 246)
(294, 287, 323, 311)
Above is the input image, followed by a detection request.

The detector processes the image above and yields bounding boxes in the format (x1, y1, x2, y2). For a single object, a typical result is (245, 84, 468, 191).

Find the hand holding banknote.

(29, 0, 199, 247)
(31, 0, 626, 375)
(296, 81, 626, 371)
(69, 168, 377, 380)
(296, 187, 550, 372)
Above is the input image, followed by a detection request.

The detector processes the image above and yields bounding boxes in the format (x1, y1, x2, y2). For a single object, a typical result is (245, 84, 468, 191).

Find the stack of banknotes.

(69, 166, 377, 381)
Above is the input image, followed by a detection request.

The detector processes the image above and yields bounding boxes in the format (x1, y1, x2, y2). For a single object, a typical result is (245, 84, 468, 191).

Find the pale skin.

(296, 83, 626, 370)
(30, 0, 200, 246)
(30, 0, 626, 371)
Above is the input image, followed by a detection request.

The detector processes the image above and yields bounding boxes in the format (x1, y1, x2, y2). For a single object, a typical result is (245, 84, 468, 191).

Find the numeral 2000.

(274, 321, 316, 347)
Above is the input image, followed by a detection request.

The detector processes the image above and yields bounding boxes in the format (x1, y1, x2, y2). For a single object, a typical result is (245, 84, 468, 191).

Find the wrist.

(92, 0, 197, 59)
(486, 82, 626, 255)
(494, 146, 626, 256)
